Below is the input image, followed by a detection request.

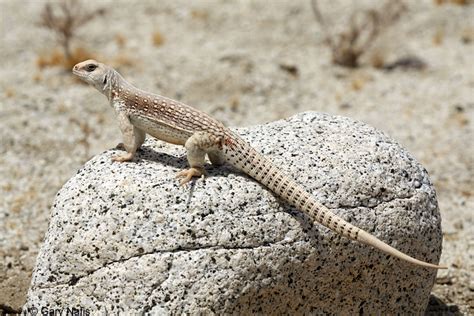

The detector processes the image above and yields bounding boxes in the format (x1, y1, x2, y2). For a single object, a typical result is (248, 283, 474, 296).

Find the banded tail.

(223, 134, 446, 269)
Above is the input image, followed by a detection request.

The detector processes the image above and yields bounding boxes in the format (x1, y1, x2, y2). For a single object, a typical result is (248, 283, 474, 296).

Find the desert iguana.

(73, 59, 445, 269)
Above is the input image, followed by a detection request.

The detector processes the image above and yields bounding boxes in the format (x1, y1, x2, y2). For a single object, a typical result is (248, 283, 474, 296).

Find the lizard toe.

(112, 153, 134, 162)
(176, 167, 206, 185)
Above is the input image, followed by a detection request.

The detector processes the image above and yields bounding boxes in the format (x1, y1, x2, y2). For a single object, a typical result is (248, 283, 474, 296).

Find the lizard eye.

(86, 64, 98, 72)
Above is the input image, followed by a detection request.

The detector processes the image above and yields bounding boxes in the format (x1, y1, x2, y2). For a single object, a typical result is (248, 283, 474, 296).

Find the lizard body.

(73, 60, 445, 269)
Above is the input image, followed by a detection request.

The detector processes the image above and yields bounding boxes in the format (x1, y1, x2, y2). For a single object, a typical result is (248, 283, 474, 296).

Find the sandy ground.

(0, 0, 472, 313)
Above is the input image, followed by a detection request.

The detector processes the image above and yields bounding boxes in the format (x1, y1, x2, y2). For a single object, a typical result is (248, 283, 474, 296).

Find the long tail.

(223, 135, 446, 269)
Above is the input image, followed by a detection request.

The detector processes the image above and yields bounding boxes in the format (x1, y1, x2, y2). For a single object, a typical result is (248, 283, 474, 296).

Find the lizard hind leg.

(208, 150, 225, 166)
(177, 132, 218, 185)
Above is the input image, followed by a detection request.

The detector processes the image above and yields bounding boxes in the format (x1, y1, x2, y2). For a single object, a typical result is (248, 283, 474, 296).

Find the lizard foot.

(112, 152, 134, 162)
(176, 167, 206, 186)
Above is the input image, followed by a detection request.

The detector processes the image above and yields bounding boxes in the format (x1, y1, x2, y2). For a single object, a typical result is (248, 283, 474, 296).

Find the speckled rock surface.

(24, 112, 442, 314)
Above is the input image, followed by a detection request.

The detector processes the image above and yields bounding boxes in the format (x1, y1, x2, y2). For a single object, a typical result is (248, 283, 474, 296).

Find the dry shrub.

(433, 29, 444, 45)
(2, 183, 13, 192)
(32, 73, 43, 82)
(191, 9, 210, 21)
(311, 0, 406, 68)
(36, 47, 96, 70)
(4, 87, 15, 98)
(229, 96, 240, 112)
(461, 27, 474, 44)
(350, 73, 373, 91)
(36, 49, 63, 69)
(115, 33, 127, 48)
(65, 47, 97, 69)
(434, 0, 470, 5)
(111, 53, 135, 68)
(38, 0, 104, 67)
(351, 77, 365, 91)
(369, 51, 386, 69)
(152, 31, 165, 47)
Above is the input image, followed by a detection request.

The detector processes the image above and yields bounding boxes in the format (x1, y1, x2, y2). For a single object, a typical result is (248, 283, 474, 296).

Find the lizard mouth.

(72, 65, 87, 78)
(72, 69, 90, 81)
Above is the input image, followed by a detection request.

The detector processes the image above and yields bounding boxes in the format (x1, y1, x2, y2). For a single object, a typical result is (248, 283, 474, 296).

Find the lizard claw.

(176, 167, 206, 186)
(112, 152, 134, 162)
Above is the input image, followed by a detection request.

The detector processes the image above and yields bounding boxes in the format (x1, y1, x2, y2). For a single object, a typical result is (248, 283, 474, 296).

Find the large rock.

(24, 112, 442, 314)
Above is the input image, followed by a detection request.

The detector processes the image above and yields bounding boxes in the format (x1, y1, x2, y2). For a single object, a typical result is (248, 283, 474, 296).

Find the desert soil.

(0, 0, 473, 314)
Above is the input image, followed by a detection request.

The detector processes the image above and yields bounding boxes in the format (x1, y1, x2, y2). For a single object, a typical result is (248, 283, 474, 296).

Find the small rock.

(453, 220, 464, 230)
(383, 56, 427, 71)
(436, 269, 453, 285)
(339, 102, 352, 110)
(278, 63, 299, 77)
(469, 280, 474, 291)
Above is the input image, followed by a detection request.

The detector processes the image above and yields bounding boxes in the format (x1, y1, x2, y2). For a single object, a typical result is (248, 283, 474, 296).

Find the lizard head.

(73, 59, 113, 94)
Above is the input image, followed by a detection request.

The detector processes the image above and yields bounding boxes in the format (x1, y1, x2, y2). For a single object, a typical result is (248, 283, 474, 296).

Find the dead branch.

(311, 0, 406, 68)
(39, 0, 105, 60)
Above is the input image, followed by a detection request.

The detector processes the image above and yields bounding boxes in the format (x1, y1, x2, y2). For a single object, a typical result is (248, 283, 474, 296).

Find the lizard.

(72, 59, 446, 270)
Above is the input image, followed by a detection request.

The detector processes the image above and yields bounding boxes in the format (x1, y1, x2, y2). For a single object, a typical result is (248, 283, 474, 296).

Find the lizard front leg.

(177, 132, 221, 185)
(112, 111, 145, 162)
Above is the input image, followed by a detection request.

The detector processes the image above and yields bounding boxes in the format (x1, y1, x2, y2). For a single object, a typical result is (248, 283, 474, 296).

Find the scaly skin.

(73, 59, 446, 269)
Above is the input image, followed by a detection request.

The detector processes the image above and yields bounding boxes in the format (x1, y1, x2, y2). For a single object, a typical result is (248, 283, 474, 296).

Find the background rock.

(24, 112, 442, 314)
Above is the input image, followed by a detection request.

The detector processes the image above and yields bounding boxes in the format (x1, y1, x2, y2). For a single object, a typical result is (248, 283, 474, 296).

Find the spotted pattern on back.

(113, 80, 226, 138)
